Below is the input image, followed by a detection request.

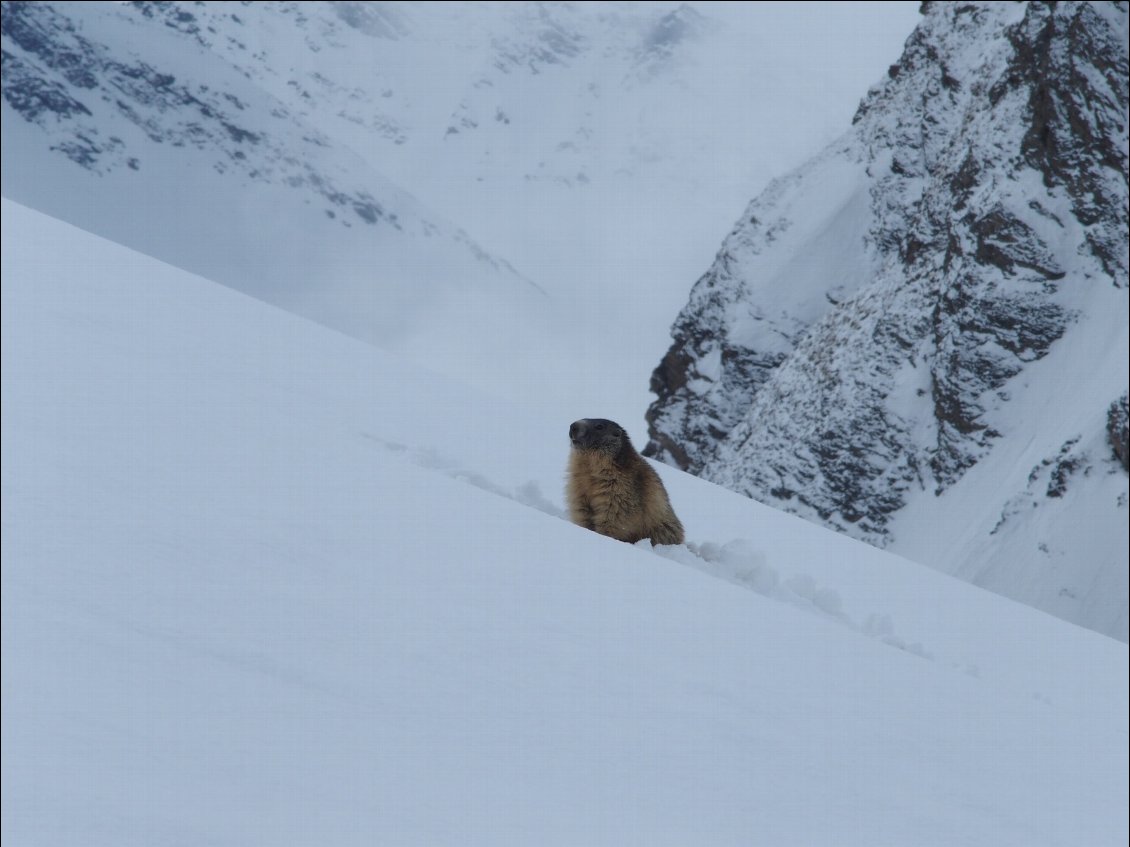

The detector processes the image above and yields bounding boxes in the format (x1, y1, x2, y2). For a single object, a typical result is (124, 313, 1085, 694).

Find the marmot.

(566, 418, 685, 546)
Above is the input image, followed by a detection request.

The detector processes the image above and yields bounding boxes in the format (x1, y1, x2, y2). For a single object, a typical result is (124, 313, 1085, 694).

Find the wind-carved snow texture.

(645, 2, 1129, 638)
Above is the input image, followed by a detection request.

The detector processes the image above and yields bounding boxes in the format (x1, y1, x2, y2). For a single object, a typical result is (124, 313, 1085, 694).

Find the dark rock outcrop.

(1110, 393, 1130, 471)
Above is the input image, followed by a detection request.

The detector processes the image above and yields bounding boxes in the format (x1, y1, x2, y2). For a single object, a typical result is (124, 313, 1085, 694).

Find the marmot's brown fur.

(566, 418, 684, 546)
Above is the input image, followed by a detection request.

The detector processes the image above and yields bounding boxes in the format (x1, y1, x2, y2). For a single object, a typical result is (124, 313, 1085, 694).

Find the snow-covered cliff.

(645, 1, 1129, 640)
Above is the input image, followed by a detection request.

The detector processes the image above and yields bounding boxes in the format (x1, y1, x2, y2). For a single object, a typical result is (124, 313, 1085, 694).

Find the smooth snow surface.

(3, 198, 1126, 846)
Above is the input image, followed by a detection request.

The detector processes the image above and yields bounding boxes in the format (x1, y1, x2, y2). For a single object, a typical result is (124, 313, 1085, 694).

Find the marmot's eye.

(596, 423, 605, 431)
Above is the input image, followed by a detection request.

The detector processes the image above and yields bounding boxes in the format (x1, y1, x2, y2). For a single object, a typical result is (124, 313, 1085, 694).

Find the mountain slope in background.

(644, 1, 1129, 640)
(1, 0, 921, 427)
(4, 196, 1127, 846)
(1, 0, 559, 403)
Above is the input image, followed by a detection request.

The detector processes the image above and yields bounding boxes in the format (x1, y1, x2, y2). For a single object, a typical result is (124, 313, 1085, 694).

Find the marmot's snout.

(569, 419, 585, 447)
(569, 418, 620, 451)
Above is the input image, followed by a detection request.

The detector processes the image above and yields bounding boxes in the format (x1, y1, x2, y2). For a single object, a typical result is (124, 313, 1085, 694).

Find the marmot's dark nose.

(570, 420, 586, 444)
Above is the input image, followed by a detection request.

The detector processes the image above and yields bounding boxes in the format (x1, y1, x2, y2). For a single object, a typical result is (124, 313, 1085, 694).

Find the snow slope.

(3, 198, 1127, 845)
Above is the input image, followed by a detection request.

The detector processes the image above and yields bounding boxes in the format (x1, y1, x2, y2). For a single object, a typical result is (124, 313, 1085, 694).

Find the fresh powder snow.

(3, 197, 1126, 846)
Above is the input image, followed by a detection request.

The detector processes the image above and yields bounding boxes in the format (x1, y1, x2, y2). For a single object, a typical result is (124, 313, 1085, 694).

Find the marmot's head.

(570, 418, 630, 458)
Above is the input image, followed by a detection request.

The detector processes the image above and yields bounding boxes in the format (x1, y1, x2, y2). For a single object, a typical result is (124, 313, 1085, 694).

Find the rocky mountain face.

(645, 2, 1129, 640)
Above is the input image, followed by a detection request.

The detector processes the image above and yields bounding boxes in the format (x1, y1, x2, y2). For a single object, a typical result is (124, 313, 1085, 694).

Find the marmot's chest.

(572, 455, 643, 513)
